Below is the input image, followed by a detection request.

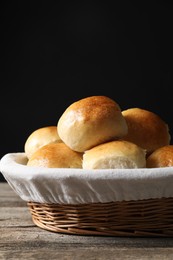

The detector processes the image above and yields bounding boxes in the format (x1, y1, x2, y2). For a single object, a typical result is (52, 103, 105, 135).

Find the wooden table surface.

(1, 182, 173, 260)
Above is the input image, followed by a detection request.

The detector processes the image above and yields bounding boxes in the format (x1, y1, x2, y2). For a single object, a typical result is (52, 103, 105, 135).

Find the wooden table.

(1, 182, 173, 260)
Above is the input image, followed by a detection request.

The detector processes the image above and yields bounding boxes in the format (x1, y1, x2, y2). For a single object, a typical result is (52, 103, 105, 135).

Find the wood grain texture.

(1, 183, 173, 260)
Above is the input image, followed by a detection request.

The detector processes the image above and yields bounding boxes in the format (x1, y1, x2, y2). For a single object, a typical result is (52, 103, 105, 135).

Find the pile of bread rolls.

(24, 95, 172, 169)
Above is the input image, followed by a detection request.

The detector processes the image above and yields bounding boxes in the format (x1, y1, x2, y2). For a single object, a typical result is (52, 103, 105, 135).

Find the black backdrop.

(1, 1, 173, 181)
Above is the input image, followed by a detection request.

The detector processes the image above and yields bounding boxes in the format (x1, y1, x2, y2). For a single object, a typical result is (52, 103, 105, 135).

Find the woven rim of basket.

(27, 197, 173, 237)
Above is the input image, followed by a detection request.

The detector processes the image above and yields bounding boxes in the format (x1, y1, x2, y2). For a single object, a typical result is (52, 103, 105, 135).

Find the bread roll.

(82, 140, 146, 169)
(57, 96, 128, 152)
(146, 145, 173, 168)
(122, 108, 171, 154)
(27, 142, 83, 168)
(24, 126, 62, 159)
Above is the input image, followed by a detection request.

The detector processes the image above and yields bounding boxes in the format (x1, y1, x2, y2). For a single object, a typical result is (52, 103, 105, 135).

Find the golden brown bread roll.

(146, 145, 173, 168)
(24, 126, 62, 159)
(82, 140, 146, 169)
(27, 142, 83, 168)
(122, 108, 171, 154)
(57, 96, 128, 152)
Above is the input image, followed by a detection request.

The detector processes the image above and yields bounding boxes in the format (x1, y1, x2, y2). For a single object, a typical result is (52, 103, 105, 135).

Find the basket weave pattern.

(28, 197, 173, 237)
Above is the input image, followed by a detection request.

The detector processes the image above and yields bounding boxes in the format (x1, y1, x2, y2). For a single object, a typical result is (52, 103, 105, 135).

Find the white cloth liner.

(0, 153, 173, 204)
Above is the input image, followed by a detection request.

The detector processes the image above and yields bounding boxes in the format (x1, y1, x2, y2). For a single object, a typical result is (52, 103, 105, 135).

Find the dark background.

(1, 1, 173, 181)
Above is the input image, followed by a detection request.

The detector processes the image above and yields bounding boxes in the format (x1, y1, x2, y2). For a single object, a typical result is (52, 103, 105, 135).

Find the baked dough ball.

(83, 140, 146, 169)
(24, 126, 62, 159)
(27, 142, 83, 168)
(146, 145, 173, 168)
(57, 96, 128, 152)
(122, 108, 171, 154)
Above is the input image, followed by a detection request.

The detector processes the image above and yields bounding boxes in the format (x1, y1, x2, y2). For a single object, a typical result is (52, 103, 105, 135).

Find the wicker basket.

(1, 153, 173, 237)
(28, 197, 173, 237)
